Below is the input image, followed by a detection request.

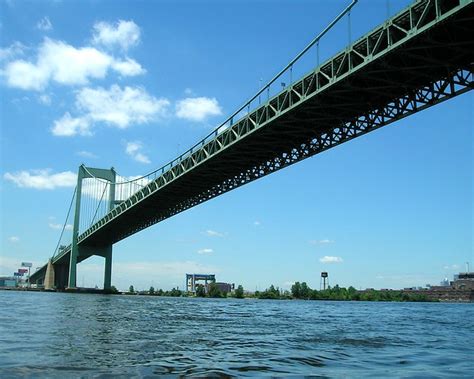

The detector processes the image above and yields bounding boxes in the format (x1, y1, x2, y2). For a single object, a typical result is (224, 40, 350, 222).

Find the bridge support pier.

(44, 259, 55, 290)
(104, 246, 113, 291)
(55, 263, 70, 290)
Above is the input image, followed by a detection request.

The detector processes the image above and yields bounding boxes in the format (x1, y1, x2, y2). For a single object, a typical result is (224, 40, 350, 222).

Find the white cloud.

(2, 38, 144, 91)
(319, 256, 343, 264)
(112, 57, 145, 76)
(52, 85, 169, 137)
(52, 113, 91, 136)
(134, 153, 150, 164)
(310, 239, 334, 245)
(8, 236, 20, 243)
(4, 169, 76, 190)
(92, 20, 140, 51)
(0, 42, 26, 62)
(443, 264, 460, 270)
(197, 248, 213, 255)
(49, 223, 73, 231)
(253, 221, 261, 226)
(184, 88, 194, 96)
(176, 97, 222, 122)
(11, 96, 30, 105)
(318, 239, 334, 244)
(3, 59, 49, 90)
(37, 17, 53, 31)
(76, 85, 169, 128)
(76, 150, 98, 159)
(204, 230, 224, 237)
(38, 94, 51, 105)
(125, 141, 150, 164)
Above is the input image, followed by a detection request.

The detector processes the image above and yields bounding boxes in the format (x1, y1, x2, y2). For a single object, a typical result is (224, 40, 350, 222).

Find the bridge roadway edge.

(30, 0, 474, 286)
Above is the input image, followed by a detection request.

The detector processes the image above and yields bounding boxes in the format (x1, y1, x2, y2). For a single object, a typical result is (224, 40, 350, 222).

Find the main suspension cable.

(52, 186, 77, 259)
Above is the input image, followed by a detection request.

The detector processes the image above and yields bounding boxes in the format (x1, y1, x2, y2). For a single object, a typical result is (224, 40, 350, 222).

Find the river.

(0, 291, 473, 377)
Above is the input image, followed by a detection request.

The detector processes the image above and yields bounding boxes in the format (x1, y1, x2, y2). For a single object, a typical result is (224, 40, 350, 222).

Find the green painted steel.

(68, 165, 116, 289)
(30, 0, 474, 286)
(77, 0, 473, 247)
(103, 245, 113, 290)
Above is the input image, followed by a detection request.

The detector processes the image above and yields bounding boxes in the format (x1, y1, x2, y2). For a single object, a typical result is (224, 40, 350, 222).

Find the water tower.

(320, 272, 329, 290)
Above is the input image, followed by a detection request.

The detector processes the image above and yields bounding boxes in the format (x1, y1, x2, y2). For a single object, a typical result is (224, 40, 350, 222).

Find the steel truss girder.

(50, 0, 473, 259)
(120, 67, 473, 240)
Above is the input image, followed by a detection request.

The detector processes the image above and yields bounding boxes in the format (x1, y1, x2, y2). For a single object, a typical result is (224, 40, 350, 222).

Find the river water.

(1, 291, 473, 378)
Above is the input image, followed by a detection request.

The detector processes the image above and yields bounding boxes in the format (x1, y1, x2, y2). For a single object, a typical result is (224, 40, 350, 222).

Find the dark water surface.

(1, 291, 473, 378)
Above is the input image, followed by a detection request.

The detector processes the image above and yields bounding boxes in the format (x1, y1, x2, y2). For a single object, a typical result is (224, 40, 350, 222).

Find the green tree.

(195, 284, 206, 297)
(258, 285, 281, 299)
(128, 285, 135, 293)
(107, 285, 119, 294)
(149, 286, 155, 295)
(291, 282, 301, 298)
(234, 285, 244, 298)
(208, 282, 223, 298)
(168, 287, 182, 297)
(300, 282, 311, 299)
(309, 289, 321, 300)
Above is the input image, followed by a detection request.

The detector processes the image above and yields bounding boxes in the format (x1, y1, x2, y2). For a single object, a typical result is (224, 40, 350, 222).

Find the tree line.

(254, 282, 431, 302)
(112, 282, 431, 302)
(115, 283, 245, 298)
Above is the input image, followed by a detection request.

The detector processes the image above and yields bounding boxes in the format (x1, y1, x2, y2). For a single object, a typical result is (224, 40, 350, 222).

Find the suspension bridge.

(30, 0, 474, 290)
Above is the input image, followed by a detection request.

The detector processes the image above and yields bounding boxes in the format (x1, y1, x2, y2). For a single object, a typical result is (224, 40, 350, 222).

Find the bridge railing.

(71, 1, 359, 243)
(98, 0, 359, 192)
(77, 0, 464, 247)
(54, 0, 471, 256)
(67, 1, 353, 246)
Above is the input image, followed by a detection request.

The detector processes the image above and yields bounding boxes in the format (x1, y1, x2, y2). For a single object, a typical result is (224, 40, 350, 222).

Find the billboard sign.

(21, 262, 32, 268)
(18, 269, 28, 274)
(13, 272, 22, 277)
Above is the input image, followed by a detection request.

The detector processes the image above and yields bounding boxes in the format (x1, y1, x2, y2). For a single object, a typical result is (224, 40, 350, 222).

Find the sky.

(0, 0, 472, 292)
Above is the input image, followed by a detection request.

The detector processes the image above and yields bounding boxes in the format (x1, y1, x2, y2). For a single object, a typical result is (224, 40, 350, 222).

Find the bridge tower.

(68, 165, 116, 290)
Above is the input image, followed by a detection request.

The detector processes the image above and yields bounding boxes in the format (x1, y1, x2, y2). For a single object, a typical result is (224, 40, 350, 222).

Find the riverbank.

(3, 284, 473, 302)
(118, 283, 474, 303)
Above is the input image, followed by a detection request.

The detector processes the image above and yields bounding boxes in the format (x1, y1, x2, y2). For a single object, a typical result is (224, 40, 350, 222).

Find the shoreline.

(1, 286, 473, 303)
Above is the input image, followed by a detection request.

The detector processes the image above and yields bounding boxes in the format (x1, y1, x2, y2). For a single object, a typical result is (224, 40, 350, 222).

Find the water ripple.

(0, 292, 473, 377)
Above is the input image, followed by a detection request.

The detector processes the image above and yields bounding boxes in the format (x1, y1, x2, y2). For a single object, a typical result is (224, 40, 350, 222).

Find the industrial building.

(186, 273, 215, 293)
(0, 277, 17, 288)
(404, 271, 474, 302)
(185, 273, 234, 295)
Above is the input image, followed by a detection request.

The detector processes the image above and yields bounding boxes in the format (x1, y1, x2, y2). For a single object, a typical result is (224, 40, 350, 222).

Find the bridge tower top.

(69, 165, 117, 289)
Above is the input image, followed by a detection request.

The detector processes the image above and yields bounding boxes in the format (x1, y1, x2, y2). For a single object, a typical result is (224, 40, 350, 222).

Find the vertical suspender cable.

(52, 186, 77, 258)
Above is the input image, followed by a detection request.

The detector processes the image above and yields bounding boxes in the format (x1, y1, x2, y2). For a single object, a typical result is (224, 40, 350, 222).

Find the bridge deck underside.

(39, 2, 472, 273)
(84, 5, 473, 248)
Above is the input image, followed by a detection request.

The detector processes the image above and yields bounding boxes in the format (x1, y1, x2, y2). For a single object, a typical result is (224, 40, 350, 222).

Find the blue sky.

(1, 0, 472, 291)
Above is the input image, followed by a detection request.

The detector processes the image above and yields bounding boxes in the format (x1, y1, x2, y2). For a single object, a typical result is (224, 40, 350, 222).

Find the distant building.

(452, 272, 474, 290)
(0, 277, 17, 287)
(404, 271, 474, 302)
(440, 278, 450, 287)
(186, 273, 216, 293)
